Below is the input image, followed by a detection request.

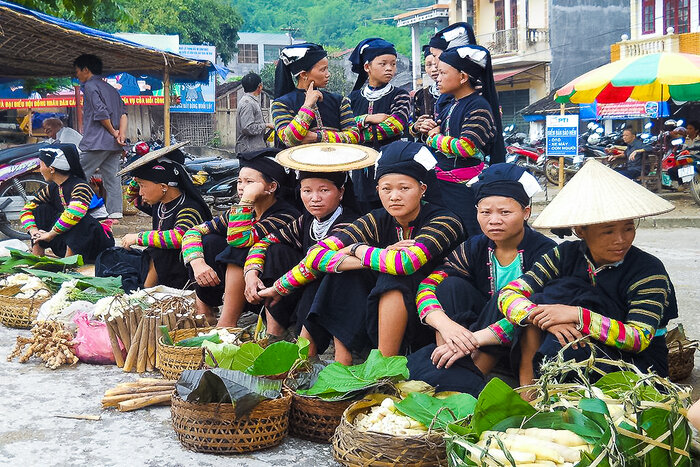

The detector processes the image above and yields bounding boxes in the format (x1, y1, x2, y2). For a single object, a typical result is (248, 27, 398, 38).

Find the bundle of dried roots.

(7, 321, 78, 369)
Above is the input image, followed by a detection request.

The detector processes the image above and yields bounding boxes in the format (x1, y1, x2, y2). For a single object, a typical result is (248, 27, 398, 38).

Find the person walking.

(236, 72, 272, 154)
(73, 54, 128, 219)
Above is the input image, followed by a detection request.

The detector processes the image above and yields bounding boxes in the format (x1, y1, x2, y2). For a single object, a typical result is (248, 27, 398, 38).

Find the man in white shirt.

(42, 118, 83, 151)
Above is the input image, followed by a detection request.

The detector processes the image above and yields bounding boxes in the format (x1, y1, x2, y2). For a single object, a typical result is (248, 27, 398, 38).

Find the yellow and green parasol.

(555, 52, 700, 103)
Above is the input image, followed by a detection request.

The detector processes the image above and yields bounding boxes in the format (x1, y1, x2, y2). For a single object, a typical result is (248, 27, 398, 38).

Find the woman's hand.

(386, 239, 415, 250)
(301, 131, 319, 144)
(303, 81, 323, 108)
(120, 233, 139, 250)
(417, 118, 438, 134)
(240, 181, 268, 203)
(244, 270, 265, 304)
(258, 286, 283, 308)
(35, 230, 56, 243)
(548, 323, 585, 350)
(529, 304, 580, 330)
(190, 258, 220, 287)
(29, 228, 41, 241)
(427, 126, 441, 138)
(431, 343, 469, 369)
(437, 322, 479, 355)
(365, 113, 389, 125)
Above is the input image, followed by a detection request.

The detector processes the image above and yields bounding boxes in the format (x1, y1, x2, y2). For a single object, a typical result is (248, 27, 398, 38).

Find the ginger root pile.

(8, 321, 78, 369)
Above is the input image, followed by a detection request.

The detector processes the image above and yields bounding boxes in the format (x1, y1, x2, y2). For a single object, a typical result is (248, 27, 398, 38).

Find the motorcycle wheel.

(0, 173, 48, 240)
(690, 173, 700, 206)
(544, 159, 566, 185)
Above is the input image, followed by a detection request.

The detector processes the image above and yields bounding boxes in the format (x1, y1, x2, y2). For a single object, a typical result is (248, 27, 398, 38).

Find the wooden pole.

(558, 103, 565, 189)
(163, 67, 171, 144)
(74, 85, 83, 134)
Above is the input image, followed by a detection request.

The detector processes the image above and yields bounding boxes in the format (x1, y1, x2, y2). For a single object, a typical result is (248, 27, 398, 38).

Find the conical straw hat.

(532, 158, 674, 229)
(117, 141, 189, 176)
(276, 143, 378, 172)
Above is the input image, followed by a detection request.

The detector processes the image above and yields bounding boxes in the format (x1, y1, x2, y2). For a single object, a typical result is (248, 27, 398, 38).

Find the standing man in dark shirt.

(609, 127, 646, 180)
(73, 54, 128, 219)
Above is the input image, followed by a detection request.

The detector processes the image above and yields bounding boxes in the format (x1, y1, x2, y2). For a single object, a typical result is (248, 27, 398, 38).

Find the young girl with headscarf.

(271, 43, 360, 148)
(418, 44, 506, 236)
(347, 38, 411, 212)
(20, 143, 114, 261)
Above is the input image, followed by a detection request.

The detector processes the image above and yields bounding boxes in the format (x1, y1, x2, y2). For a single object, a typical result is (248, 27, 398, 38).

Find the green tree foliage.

(230, 0, 427, 55)
(13, 0, 126, 26)
(259, 60, 351, 97)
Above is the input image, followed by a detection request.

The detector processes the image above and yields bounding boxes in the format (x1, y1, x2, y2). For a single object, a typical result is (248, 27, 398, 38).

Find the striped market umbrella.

(555, 52, 700, 104)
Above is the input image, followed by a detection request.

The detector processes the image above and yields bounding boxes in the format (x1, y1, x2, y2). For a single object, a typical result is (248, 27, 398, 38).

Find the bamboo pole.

(559, 103, 565, 189)
(163, 67, 171, 145)
(74, 85, 83, 133)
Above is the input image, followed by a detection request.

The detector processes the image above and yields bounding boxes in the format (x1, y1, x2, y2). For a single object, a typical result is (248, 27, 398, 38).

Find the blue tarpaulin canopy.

(0, 0, 226, 81)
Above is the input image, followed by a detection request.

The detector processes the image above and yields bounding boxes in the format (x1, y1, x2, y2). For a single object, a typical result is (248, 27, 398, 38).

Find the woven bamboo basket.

(332, 397, 447, 467)
(288, 390, 354, 443)
(156, 327, 241, 380)
(0, 285, 48, 329)
(667, 339, 698, 382)
(170, 391, 292, 453)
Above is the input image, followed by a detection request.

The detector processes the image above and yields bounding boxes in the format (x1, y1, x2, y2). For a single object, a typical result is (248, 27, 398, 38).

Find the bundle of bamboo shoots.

(101, 378, 177, 412)
(102, 295, 208, 373)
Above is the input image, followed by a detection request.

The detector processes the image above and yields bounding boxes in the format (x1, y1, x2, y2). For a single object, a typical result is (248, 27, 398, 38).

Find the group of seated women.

(20, 23, 679, 394)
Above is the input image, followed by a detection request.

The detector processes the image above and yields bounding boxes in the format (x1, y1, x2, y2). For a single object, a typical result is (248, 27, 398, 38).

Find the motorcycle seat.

(0, 142, 49, 165)
(203, 159, 240, 176)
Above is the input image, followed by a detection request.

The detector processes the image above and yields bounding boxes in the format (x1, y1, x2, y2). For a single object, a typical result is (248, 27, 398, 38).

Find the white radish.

(504, 427, 589, 447)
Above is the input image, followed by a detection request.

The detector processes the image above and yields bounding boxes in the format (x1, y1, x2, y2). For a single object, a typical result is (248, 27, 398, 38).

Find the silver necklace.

(157, 194, 185, 230)
(361, 83, 394, 102)
(310, 206, 343, 241)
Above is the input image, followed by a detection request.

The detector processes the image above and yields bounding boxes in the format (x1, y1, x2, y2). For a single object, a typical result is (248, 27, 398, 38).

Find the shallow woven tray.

(288, 390, 354, 443)
(156, 327, 241, 380)
(171, 392, 291, 454)
(668, 339, 698, 382)
(332, 397, 447, 467)
(0, 294, 48, 329)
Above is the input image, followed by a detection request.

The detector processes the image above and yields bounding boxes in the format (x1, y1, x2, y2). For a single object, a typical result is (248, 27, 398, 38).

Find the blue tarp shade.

(0, 0, 227, 82)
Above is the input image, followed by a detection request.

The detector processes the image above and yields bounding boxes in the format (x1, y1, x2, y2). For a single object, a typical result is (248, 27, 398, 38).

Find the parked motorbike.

(183, 155, 240, 211)
(0, 143, 50, 239)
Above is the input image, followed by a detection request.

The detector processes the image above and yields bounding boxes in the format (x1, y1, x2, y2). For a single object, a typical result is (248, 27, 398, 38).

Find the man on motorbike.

(684, 121, 700, 149)
(608, 127, 647, 180)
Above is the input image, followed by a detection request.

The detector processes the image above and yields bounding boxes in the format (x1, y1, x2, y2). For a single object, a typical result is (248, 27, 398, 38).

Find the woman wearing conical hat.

(489, 159, 678, 386)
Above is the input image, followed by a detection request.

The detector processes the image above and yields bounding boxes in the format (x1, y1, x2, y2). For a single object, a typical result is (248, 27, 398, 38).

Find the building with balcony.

(447, 0, 629, 128)
(611, 0, 700, 61)
(222, 32, 301, 77)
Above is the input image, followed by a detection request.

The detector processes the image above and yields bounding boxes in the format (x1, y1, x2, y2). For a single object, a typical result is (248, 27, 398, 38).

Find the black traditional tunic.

(498, 241, 679, 377)
(19, 175, 114, 262)
(272, 202, 464, 354)
(243, 208, 357, 329)
(349, 84, 411, 210)
(412, 85, 439, 122)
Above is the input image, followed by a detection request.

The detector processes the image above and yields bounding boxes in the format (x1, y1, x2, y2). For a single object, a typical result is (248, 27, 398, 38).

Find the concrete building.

(611, 0, 700, 61)
(223, 32, 301, 77)
(449, 0, 630, 129)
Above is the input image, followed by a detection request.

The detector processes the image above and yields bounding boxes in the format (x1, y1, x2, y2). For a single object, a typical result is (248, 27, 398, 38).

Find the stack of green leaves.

(0, 249, 83, 274)
(394, 392, 477, 431)
(297, 349, 410, 401)
(202, 337, 309, 377)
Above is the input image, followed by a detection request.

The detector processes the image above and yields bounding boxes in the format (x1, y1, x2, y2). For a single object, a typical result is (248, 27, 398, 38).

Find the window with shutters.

(237, 44, 259, 64)
(642, 0, 655, 34)
(495, 0, 506, 31)
(664, 0, 689, 34)
(511, 0, 518, 29)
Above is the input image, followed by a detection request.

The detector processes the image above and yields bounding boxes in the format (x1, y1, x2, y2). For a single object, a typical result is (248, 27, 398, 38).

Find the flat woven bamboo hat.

(117, 141, 189, 176)
(532, 158, 674, 229)
(275, 143, 378, 172)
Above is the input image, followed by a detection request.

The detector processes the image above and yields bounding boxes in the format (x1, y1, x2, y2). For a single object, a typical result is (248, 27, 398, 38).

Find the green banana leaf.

(394, 392, 476, 431)
(469, 378, 536, 437)
(248, 339, 308, 376)
(0, 249, 83, 273)
(202, 340, 240, 369)
(230, 342, 265, 371)
(176, 368, 281, 418)
(593, 371, 664, 402)
(298, 349, 409, 401)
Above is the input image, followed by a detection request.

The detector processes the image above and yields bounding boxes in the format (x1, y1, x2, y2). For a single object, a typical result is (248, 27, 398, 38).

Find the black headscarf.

(439, 45, 506, 164)
(298, 171, 348, 189)
(375, 140, 436, 182)
(38, 144, 85, 180)
(239, 148, 292, 187)
(472, 163, 534, 207)
(349, 38, 397, 91)
(274, 43, 328, 98)
(129, 154, 211, 219)
(428, 22, 477, 51)
(422, 45, 433, 59)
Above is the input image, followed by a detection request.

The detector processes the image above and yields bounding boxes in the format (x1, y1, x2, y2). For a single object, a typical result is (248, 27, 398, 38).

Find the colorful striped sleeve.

(581, 273, 670, 353)
(361, 214, 462, 276)
(19, 185, 51, 231)
(425, 107, 494, 160)
(51, 183, 92, 234)
(487, 319, 516, 345)
(243, 217, 303, 274)
(137, 207, 204, 249)
(318, 98, 360, 144)
(356, 92, 410, 143)
(273, 213, 379, 295)
(416, 270, 448, 322)
(225, 204, 256, 247)
(272, 99, 316, 147)
(425, 133, 485, 160)
(497, 247, 562, 325)
(181, 214, 228, 264)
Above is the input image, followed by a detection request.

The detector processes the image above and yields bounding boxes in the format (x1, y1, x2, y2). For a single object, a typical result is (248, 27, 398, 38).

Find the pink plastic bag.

(73, 312, 122, 364)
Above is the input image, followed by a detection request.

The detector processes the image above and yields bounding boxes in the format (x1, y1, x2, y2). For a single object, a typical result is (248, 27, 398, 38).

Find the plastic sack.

(73, 312, 121, 364)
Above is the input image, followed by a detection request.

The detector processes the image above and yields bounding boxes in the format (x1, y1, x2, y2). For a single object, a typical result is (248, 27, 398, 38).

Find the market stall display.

(101, 378, 177, 412)
(0, 273, 52, 328)
(7, 321, 78, 369)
